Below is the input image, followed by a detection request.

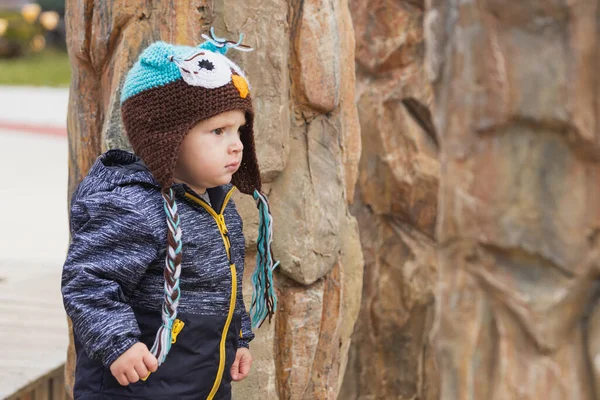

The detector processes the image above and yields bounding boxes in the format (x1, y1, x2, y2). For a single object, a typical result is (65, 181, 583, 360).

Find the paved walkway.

(0, 85, 69, 128)
(0, 86, 70, 398)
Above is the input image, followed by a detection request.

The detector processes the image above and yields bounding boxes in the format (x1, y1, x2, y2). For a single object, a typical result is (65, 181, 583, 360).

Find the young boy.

(62, 29, 278, 399)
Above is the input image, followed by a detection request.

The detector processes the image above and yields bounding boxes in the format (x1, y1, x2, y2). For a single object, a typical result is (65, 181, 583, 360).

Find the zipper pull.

(142, 319, 185, 382)
(171, 319, 185, 344)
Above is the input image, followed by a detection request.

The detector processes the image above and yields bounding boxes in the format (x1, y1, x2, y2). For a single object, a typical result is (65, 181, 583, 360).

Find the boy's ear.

(139, 42, 177, 68)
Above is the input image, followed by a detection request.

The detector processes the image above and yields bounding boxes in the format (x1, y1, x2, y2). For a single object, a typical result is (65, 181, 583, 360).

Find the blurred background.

(0, 0, 68, 86)
(0, 0, 70, 86)
(0, 1, 70, 399)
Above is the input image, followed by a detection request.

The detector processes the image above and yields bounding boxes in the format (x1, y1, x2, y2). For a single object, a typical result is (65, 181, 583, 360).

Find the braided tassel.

(250, 190, 279, 328)
(150, 188, 183, 366)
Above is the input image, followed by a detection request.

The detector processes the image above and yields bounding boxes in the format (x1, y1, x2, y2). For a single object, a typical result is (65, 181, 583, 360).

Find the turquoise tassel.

(250, 190, 279, 328)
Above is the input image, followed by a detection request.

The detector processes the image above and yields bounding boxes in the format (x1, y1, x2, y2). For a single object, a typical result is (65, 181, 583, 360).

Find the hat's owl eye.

(198, 59, 214, 71)
(171, 50, 233, 89)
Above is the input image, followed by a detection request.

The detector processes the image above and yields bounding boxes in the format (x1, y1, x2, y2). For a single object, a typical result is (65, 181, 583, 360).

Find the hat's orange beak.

(232, 75, 249, 99)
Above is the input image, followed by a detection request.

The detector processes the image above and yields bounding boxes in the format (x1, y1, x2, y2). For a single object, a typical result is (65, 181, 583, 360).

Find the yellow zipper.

(171, 319, 185, 344)
(185, 187, 237, 400)
(186, 189, 235, 260)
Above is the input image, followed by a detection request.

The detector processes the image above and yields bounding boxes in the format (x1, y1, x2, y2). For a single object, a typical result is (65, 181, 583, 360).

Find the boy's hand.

(230, 347, 252, 382)
(110, 342, 158, 386)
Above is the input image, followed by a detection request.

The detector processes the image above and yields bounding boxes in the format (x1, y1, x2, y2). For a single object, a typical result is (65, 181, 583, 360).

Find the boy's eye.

(211, 126, 245, 136)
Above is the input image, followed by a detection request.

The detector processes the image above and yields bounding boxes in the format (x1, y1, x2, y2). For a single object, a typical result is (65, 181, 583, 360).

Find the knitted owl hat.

(120, 28, 278, 365)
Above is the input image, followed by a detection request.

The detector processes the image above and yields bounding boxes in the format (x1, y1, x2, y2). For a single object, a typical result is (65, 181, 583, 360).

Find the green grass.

(0, 49, 70, 87)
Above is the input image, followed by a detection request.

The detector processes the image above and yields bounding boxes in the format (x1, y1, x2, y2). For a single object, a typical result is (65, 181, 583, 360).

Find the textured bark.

(428, 0, 600, 398)
(339, 1, 440, 399)
(64, 1, 362, 399)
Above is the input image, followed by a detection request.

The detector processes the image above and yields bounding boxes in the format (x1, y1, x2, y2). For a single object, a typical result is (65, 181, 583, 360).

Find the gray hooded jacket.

(62, 149, 253, 399)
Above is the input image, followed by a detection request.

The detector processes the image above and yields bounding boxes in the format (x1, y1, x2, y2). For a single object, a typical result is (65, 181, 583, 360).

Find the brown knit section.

(121, 77, 261, 195)
(232, 109, 261, 195)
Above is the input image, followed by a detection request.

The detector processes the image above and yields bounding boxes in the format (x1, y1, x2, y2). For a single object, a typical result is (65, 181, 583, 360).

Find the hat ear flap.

(140, 41, 176, 68)
(232, 110, 261, 195)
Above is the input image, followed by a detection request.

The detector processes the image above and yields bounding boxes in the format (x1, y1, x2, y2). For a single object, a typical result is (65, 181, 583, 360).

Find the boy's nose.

(230, 136, 244, 153)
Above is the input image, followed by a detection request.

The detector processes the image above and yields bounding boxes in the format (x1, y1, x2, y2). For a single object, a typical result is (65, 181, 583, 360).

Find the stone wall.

(428, 0, 600, 398)
(340, 1, 440, 399)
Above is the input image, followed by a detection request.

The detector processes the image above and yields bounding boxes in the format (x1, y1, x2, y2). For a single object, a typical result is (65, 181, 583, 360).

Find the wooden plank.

(5, 365, 64, 400)
(32, 380, 50, 400)
(51, 372, 68, 400)
(0, 260, 68, 399)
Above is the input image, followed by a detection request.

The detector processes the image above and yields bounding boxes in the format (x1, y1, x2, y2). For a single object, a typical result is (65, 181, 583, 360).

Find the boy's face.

(173, 109, 246, 193)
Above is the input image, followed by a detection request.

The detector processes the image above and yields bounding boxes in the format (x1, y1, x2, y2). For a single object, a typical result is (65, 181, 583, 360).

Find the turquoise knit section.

(198, 41, 228, 55)
(120, 41, 226, 104)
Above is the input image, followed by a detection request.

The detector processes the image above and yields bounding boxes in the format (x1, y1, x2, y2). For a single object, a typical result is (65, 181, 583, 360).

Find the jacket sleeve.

(61, 189, 160, 367)
(231, 210, 255, 349)
(236, 261, 255, 349)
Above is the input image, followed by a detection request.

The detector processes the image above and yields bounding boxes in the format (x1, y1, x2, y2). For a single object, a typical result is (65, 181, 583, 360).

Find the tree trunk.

(64, 1, 363, 399)
(340, 1, 440, 399)
(428, 0, 600, 398)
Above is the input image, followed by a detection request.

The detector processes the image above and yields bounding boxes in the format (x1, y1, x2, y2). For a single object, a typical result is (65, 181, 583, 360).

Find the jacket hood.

(83, 149, 160, 193)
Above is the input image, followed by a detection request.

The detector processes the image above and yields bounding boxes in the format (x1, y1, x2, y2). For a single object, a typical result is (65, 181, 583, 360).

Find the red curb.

(0, 120, 67, 137)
